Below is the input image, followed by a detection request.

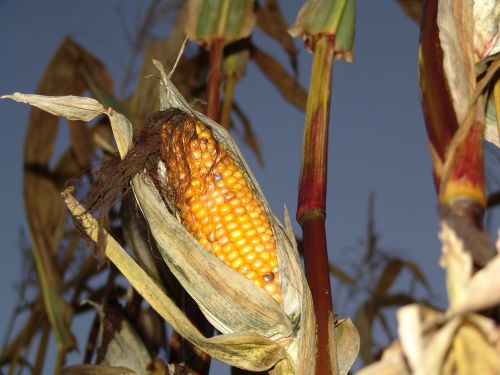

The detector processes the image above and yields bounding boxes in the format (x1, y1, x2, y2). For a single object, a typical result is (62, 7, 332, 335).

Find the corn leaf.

(16, 37, 112, 351)
(289, 0, 355, 60)
(185, 0, 255, 45)
(251, 46, 307, 111)
(256, 0, 298, 71)
(395, 0, 423, 23)
(373, 259, 404, 298)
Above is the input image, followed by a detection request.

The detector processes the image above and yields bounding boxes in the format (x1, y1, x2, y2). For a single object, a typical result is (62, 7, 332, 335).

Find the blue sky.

(0, 1, 448, 373)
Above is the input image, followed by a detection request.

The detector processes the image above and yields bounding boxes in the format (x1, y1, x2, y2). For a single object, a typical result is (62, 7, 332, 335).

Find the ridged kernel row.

(160, 115, 281, 303)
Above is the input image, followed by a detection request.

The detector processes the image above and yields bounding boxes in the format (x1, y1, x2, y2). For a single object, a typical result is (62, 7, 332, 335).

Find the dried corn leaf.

(256, 0, 298, 71)
(68, 120, 93, 168)
(19, 37, 111, 351)
(85, 301, 152, 374)
(397, 304, 461, 375)
(449, 251, 500, 315)
(232, 101, 265, 166)
(121, 196, 163, 286)
(251, 46, 307, 111)
(335, 318, 359, 375)
(355, 342, 409, 375)
(129, 4, 188, 126)
(452, 322, 500, 374)
(62, 364, 137, 375)
(437, 0, 476, 125)
(373, 259, 404, 298)
(473, 0, 500, 62)
(185, 0, 256, 46)
(484, 77, 500, 147)
(439, 222, 472, 308)
(395, 0, 423, 23)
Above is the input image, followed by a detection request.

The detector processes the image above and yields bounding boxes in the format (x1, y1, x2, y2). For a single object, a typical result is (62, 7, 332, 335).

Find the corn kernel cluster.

(160, 114, 281, 303)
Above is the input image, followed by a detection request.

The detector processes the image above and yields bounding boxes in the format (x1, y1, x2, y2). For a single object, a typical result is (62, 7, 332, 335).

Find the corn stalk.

(290, 1, 355, 374)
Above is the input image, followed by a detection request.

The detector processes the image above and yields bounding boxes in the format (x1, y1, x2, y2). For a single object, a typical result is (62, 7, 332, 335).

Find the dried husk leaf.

(449, 248, 500, 315)
(63, 192, 288, 372)
(85, 301, 152, 374)
(473, 0, 500, 62)
(61, 364, 137, 375)
(484, 76, 500, 147)
(451, 321, 500, 374)
(335, 318, 360, 375)
(398, 304, 461, 375)
(157, 58, 306, 314)
(438, 222, 473, 308)
(437, 0, 476, 125)
(121, 196, 164, 286)
(355, 342, 409, 375)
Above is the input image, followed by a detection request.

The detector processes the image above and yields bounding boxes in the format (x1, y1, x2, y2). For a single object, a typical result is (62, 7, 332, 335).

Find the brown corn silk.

(160, 110, 281, 303)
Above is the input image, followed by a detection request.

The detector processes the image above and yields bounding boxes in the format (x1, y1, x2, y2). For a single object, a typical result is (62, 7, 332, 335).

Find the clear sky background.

(0, 1, 455, 373)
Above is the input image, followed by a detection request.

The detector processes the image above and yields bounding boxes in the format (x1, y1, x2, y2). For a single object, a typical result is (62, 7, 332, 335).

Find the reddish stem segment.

(419, 0, 459, 188)
(207, 37, 224, 122)
(297, 35, 338, 375)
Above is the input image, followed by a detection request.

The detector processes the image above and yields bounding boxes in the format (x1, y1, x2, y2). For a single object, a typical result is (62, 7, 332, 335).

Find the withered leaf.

(256, 0, 298, 72)
(251, 45, 307, 111)
(395, 0, 423, 23)
(22, 37, 111, 351)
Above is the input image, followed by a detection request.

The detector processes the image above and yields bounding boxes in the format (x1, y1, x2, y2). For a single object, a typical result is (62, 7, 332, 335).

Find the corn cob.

(160, 112, 281, 303)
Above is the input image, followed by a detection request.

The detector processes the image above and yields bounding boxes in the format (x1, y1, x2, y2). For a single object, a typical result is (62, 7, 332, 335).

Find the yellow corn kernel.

(160, 113, 281, 303)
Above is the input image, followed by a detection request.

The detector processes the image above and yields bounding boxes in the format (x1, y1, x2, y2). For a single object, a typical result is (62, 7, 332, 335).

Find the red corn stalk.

(297, 34, 338, 375)
(207, 36, 224, 121)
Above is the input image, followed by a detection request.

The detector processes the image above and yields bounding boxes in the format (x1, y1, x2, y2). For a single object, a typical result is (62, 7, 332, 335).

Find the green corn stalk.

(290, 1, 356, 374)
